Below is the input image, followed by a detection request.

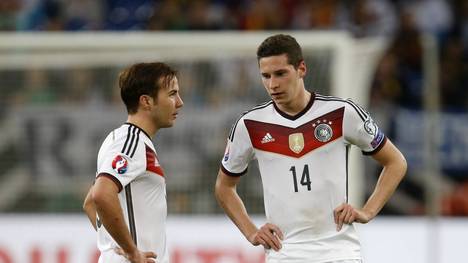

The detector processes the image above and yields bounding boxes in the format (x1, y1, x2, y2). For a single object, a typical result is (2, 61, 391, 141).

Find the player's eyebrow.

(273, 69, 288, 75)
(167, 86, 179, 95)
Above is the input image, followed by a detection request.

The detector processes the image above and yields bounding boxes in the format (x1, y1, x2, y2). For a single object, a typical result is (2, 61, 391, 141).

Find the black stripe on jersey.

(345, 145, 350, 203)
(121, 126, 140, 158)
(363, 136, 387, 156)
(345, 99, 370, 120)
(125, 184, 137, 245)
(315, 95, 368, 122)
(228, 101, 272, 140)
(228, 101, 273, 141)
(129, 129, 141, 158)
(121, 125, 132, 153)
(221, 164, 248, 177)
(125, 127, 137, 156)
(125, 122, 151, 140)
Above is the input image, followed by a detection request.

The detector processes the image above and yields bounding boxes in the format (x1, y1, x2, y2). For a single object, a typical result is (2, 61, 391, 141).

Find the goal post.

(0, 31, 387, 211)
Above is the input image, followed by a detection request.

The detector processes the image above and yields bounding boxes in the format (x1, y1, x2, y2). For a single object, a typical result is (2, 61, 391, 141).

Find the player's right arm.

(215, 169, 283, 251)
(92, 175, 156, 263)
(217, 113, 283, 251)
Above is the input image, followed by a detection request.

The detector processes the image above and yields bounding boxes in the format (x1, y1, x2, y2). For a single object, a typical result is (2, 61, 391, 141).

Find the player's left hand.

(333, 203, 373, 231)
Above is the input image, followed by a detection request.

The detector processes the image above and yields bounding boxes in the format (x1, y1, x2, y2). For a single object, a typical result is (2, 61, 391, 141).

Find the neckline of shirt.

(273, 92, 315, 121)
(124, 122, 152, 140)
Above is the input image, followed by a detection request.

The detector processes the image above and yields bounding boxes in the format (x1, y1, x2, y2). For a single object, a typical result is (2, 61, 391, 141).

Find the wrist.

(362, 207, 377, 220)
(244, 227, 258, 242)
(123, 244, 139, 256)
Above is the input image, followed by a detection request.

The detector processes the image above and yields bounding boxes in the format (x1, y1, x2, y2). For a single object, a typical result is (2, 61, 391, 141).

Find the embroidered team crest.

(364, 118, 377, 136)
(112, 155, 128, 174)
(314, 123, 333, 142)
(289, 133, 304, 154)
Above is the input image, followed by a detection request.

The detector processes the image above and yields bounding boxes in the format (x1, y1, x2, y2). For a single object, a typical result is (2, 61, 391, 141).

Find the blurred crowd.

(1, 0, 466, 109)
(0, 0, 465, 105)
(0, 0, 459, 36)
(0, 0, 467, 215)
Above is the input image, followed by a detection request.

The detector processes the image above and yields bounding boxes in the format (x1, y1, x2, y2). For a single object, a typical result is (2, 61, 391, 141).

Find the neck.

(127, 114, 158, 138)
(277, 89, 311, 116)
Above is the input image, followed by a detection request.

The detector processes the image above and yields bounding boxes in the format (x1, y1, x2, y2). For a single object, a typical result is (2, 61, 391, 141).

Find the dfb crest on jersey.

(314, 123, 333, 142)
(112, 155, 128, 174)
(289, 133, 304, 154)
(364, 118, 377, 136)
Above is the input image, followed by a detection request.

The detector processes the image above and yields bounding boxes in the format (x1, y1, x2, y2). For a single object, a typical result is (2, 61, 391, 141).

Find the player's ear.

(298, 60, 306, 78)
(139, 95, 153, 110)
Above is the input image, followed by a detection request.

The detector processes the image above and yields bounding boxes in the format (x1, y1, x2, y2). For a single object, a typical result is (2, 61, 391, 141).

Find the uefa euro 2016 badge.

(313, 121, 333, 143)
(112, 155, 128, 174)
(364, 118, 377, 136)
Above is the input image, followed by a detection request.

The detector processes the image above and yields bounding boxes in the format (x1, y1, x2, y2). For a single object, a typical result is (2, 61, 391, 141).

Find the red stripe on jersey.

(146, 145, 164, 177)
(245, 107, 344, 158)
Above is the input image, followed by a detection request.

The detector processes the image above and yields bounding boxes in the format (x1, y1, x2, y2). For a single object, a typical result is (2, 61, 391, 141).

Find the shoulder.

(101, 124, 147, 159)
(242, 100, 274, 119)
(315, 94, 369, 122)
(227, 100, 273, 141)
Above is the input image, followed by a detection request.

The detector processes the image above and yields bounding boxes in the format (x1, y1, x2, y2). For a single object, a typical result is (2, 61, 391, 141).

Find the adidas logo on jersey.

(261, 133, 275, 144)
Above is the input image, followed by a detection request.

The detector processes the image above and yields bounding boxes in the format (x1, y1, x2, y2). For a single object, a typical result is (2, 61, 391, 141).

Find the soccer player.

(83, 62, 183, 263)
(215, 34, 407, 263)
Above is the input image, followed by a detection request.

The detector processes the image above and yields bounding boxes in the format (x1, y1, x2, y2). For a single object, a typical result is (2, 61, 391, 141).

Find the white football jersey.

(96, 123, 169, 263)
(222, 93, 386, 262)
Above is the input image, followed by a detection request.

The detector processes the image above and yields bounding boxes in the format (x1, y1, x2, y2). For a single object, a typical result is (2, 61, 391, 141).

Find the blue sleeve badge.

(371, 130, 384, 148)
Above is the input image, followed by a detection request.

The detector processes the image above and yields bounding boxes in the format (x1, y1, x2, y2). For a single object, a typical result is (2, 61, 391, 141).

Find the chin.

(164, 121, 175, 128)
(273, 99, 286, 105)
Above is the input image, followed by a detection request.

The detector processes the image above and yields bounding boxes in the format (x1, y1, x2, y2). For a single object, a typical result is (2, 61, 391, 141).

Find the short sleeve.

(343, 100, 387, 155)
(221, 117, 255, 176)
(97, 141, 145, 189)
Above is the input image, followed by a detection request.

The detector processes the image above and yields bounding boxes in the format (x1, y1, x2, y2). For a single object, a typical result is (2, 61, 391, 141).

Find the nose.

(176, 94, 184, 108)
(267, 77, 279, 91)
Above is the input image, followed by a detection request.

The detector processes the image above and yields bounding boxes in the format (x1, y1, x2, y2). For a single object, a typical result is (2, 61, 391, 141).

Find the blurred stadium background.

(0, 0, 467, 262)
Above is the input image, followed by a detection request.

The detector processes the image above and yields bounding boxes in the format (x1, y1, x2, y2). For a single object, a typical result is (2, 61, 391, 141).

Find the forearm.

(83, 187, 97, 230)
(215, 184, 258, 239)
(93, 191, 137, 254)
(363, 161, 406, 218)
(84, 204, 97, 230)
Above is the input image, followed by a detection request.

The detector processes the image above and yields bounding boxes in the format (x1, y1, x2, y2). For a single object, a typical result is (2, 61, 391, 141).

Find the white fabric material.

(96, 123, 169, 263)
(222, 94, 385, 262)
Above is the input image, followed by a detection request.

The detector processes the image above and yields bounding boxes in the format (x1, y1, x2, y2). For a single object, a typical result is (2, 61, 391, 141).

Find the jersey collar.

(124, 122, 152, 140)
(273, 92, 315, 120)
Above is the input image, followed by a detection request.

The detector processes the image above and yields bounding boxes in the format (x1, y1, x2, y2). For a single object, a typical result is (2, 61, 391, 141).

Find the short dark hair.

(119, 62, 177, 114)
(256, 34, 303, 68)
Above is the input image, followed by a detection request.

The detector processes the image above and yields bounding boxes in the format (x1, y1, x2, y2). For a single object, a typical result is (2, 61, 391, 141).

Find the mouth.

(271, 92, 284, 99)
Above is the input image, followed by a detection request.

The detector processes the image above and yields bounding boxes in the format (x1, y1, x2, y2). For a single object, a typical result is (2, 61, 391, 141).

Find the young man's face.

(151, 76, 184, 129)
(259, 54, 306, 107)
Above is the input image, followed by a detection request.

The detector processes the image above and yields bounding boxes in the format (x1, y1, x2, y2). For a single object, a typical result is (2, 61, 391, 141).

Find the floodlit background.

(0, 0, 467, 263)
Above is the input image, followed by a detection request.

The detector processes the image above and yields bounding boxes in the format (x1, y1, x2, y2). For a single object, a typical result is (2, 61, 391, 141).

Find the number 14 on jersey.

(290, 165, 311, 192)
